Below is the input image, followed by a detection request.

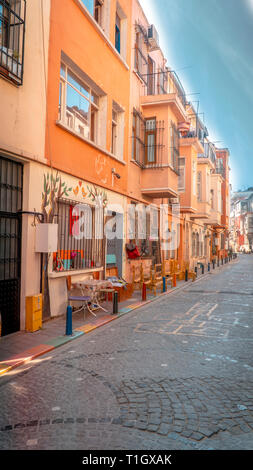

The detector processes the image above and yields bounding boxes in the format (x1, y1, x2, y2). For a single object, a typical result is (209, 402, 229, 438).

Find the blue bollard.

(66, 305, 73, 336)
(163, 276, 166, 292)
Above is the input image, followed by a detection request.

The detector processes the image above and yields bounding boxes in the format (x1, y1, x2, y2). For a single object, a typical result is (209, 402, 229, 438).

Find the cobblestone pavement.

(1, 255, 253, 450)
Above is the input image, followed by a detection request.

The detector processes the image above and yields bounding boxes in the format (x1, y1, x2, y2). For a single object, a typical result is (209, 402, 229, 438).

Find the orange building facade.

(0, 0, 231, 335)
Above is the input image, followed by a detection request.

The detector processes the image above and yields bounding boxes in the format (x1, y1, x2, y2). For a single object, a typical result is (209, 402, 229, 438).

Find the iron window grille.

(0, 0, 26, 85)
(54, 198, 105, 272)
(132, 110, 165, 169)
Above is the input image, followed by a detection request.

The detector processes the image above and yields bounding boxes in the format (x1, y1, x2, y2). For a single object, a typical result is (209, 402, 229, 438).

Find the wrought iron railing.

(141, 70, 187, 109)
(198, 142, 216, 164)
(0, 0, 26, 85)
(215, 167, 226, 178)
(180, 113, 207, 145)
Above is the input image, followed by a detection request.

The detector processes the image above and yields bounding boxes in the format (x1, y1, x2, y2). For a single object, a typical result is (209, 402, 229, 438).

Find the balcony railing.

(141, 70, 187, 110)
(0, 0, 26, 85)
(180, 113, 208, 145)
(215, 167, 226, 178)
(198, 142, 216, 164)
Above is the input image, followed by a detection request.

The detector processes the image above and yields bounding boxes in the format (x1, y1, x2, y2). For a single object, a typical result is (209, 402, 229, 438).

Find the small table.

(72, 279, 113, 316)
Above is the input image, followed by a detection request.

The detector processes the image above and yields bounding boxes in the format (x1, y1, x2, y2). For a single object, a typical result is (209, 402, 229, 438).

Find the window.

(132, 109, 145, 165)
(59, 63, 100, 143)
(54, 198, 104, 272)
(114, 4, 127, 59)
(178, 158, 185, 192)
(135, 31, 145, 77)
(115, 12, 121, 53)
(111, 108, 117, 155)
(197, 171, 202, 201)
(210, 189, 214, 209)
(81, 0, 103, 25)
(192, 161, 196, 196)
(170, 122, 179, 173)
(158, 68, 167, 94)
(145, 118, 156, 164)
(147, 56, 155, 95)
(0, 0, 26, 85)
(111, 101, 124, 158)
(192, 232, 196, 257)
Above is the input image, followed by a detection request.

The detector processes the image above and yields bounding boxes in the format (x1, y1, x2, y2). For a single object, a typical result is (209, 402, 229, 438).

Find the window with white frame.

(59, 62, 100, 143)
(114, 3, 127, 60)
(81, 0, 104, 26)
(111, 100, 124, 159)
(192, 161, 196, 196)
(197, 171, 202, 202)
(210, 189, 214, 209)
(178, 157, 185, 192)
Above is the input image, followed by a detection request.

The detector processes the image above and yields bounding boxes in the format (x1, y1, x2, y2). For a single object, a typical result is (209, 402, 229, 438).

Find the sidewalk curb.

(0, 259, 238, 377)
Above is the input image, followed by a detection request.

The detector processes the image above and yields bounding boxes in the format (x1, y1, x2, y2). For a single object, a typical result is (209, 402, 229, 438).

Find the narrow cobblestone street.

(1, 255, 253, 450)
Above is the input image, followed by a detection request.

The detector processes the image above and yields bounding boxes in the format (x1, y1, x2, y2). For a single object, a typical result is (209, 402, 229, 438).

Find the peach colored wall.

(0, 0, 51, 162)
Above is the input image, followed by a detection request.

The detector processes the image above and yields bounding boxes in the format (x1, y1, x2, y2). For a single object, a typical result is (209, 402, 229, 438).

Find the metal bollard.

(142, 282, 147, 301)
(163, 277, 166, 293)
(185, 269, 188, 282)
(66, 305, 73, 336)
(113, 291, 118, 314)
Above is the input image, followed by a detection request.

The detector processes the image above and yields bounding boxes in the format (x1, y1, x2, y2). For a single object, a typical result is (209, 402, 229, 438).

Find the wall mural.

(87, 184, 108, 207)
(41, 171, 108, 223)
(41, 171, 72, 223)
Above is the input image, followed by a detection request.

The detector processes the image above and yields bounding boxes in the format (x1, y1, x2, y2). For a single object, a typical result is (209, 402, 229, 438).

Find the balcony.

(215, 167, 226, 179)
(132, 118, 179, 198)
(198, 142, 216, 166)
(179, 110, 207, 153)
(0, 0, 26, 85)
(140, 71, 188, 122)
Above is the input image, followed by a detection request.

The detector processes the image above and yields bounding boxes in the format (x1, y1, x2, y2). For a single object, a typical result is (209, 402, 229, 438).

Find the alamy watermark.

(72, 202, 181, 251)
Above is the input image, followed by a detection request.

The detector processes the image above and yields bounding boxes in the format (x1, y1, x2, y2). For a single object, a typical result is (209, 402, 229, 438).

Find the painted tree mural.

(41, 171, 72, 223)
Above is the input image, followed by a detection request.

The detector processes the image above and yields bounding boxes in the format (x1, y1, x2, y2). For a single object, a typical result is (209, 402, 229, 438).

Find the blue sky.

(139, 0, 253, 191)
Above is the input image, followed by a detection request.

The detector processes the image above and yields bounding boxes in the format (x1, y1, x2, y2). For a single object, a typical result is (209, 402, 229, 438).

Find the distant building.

(230, 189, 253, 252)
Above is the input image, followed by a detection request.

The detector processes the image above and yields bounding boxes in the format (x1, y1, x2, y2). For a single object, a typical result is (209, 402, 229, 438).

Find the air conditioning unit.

(148, 25, 159, 51)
